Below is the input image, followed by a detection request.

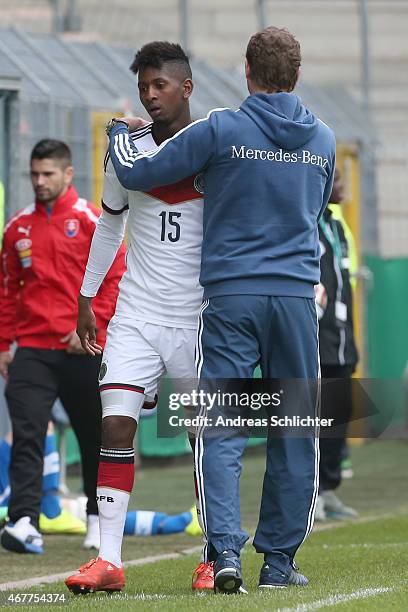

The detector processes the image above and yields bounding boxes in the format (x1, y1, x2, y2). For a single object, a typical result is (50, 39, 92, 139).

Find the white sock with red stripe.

(97, 447, 134, 567)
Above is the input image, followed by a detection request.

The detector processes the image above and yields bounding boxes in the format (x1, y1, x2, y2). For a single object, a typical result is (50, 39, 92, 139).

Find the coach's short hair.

(30, 139, 72, 167)
(246, 27, 301, 92)
(130, 41, 192, 80)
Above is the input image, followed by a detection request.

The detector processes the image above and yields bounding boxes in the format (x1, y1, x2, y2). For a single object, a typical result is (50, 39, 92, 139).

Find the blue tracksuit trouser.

(194, 295, 319, 573)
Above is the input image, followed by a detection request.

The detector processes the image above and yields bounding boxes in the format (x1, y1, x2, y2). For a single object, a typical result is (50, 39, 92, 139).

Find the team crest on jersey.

(64, 219, 79, 238)
(194, 173, 204, 195)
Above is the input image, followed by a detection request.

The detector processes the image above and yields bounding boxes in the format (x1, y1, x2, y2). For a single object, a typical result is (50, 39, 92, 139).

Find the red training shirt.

(0, 185, 126, 351)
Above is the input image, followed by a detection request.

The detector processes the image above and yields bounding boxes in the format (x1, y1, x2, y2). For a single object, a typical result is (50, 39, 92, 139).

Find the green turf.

(0, 440, 407, 611)
(1, 514, 407, 611)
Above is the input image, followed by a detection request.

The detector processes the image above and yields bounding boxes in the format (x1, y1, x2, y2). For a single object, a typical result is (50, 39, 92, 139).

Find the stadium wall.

(366, 256, 408, 380)
(1, 28, 405, 458)
(364, 256, 408, 434)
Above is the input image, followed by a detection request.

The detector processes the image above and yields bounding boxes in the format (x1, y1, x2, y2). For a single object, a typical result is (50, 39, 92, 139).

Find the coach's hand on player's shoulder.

(77, 294, 103, 356)
(120, 116, 149, 133)
(0, 350, 13, 380)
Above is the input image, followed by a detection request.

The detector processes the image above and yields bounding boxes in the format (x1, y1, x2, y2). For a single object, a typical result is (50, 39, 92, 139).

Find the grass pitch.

(0, 440, 407, 610)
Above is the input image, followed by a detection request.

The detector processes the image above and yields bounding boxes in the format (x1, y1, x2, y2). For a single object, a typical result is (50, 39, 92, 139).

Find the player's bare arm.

(78, 162, 127, 357)
(77, 294, 102, 356)
(0, 350, 13, 380)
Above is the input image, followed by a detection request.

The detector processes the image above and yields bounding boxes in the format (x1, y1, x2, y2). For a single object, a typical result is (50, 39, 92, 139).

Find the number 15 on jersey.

(159, 211, 181, 243)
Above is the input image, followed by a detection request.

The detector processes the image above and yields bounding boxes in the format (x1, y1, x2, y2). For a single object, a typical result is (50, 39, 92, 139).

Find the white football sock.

(97, 487, 130, 567)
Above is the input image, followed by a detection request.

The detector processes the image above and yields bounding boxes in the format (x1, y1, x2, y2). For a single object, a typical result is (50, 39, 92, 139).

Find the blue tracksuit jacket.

(109, 92, 336, 299)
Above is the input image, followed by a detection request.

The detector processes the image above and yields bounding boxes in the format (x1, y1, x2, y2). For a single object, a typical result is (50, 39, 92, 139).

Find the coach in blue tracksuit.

(107, 27, 335, 593)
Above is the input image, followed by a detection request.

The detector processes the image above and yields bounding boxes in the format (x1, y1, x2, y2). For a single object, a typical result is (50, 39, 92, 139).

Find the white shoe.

(314, 495, 327, 522)
(1, 516, 44, 554)
(322, 490, 358, 519)
(83, 514, 100, 550)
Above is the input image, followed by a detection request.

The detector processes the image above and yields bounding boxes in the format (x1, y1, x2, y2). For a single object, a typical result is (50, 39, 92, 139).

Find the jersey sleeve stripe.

(131, 125, 153, 141)
(103, 123, 153, 172)
(114, 133, 134, 168)
(101, 200, 129, 215)
(104, 126, 152, 171)
(123, 132, 139, 160)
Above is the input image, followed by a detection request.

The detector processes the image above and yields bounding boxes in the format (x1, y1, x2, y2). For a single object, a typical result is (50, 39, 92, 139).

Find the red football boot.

(65, 557, 125, 594)
(192, 561, 214, 591)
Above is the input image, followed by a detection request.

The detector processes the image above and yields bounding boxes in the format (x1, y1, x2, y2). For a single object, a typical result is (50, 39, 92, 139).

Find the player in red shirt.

(0, 139, 125, 554)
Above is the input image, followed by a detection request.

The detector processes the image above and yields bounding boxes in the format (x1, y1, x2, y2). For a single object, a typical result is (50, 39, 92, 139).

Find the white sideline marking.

(278, 587, 393, 612)
(0, 545, 202, 592)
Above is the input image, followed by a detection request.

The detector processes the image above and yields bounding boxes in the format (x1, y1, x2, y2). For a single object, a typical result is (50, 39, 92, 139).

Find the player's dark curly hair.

(246, 27, 301, 92)
(30, 139, 72, 167)
(130, 41, 192, 80)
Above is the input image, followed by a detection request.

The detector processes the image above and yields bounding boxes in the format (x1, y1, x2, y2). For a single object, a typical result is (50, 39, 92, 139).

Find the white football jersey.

(103, 124, 204, 329)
